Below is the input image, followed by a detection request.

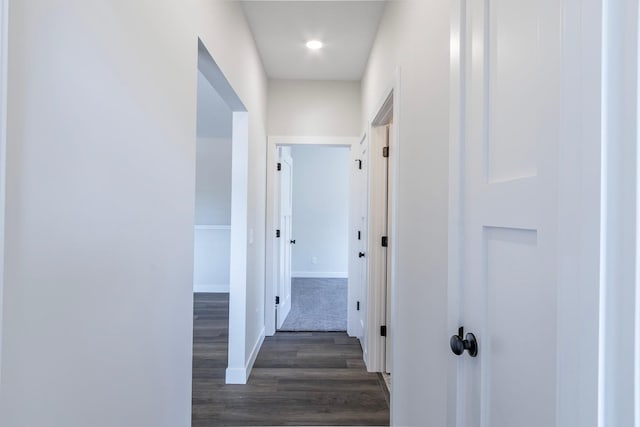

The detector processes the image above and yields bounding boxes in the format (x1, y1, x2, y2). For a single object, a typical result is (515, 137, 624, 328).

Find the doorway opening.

(192, 40, 250, 385)
(275, 145, 351, 332)
(265, 137, 361, 337)
(367, 92, 394, 380)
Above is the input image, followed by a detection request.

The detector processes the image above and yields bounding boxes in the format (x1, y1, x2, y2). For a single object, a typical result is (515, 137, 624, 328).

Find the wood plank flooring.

(192, 293, 390, 426)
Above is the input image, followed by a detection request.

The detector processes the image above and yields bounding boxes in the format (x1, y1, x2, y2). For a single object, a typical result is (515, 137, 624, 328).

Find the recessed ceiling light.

(306, 40, 323, 50)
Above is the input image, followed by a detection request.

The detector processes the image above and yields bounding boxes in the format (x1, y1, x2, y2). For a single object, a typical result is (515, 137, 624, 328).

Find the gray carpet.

(279, 278, 347, 331)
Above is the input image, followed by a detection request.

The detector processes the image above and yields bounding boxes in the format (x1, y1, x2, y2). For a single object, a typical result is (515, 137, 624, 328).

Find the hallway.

(192, 293, 389, 426)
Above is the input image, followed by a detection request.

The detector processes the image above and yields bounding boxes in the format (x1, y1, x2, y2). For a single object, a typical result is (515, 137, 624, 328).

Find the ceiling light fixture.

(306, 40, 323, 50)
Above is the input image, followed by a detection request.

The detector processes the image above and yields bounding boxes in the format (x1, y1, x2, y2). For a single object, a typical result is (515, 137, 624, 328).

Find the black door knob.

(450, 327, 478, 357)
(290, 240, 296, 244)
(358, 252, 365, 258)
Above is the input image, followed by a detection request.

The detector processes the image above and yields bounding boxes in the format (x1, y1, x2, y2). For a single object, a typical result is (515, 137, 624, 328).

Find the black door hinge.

(355, 159, 362, 170)
(381, 236, 388, 247)
(276, 229, 281, 238)
(277, 162, 282, 171)
(382, 147, 389, 158)
(380, 325, 387, 337)
(357, 301, 360, 311)
(357, 231, 361, 240)
(275, 296, 280, 305)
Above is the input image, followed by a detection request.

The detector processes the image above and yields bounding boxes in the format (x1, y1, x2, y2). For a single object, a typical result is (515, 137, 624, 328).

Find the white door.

(277, 150, 293, 328)
(384, 124, 392, 375)
(368, 124, 390, 373)
(452, 0, 561, 425)
(357, 138, 369, 344)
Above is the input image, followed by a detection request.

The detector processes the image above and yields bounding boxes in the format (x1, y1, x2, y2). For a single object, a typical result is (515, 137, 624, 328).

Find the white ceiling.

(241, 1, 386, 81)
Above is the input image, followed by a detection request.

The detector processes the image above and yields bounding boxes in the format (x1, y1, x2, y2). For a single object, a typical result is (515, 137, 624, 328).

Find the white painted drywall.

(361, 1, 450, 425)
(0, 1, 267, 426)
(194, 71, 233, 293)
(197, 71, 233, 139)
(194, 136, 232, 293)
(290, 146, 350, 278)
(268, 80, 361, 136)
(195, 136, 232, 225)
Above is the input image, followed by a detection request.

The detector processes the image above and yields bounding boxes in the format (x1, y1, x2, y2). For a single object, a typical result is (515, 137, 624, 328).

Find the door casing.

(265, 136, 360, 336)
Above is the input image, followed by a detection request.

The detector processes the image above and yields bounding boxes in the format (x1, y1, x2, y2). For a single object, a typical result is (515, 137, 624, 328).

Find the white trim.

(265, 135, 360, 337)
(636, 13, 640, 420)
(225, 326, 265, 384)
(194, 225, 231, 231)
(0, 0, 8, 387)
(555, 0, 603, 425)
(598, 0, 640, 425)
(226, 111, 249, 384)
(268, 136, 358, 147)
(291, 271, 348, 279)
(193, 284, 230, 293)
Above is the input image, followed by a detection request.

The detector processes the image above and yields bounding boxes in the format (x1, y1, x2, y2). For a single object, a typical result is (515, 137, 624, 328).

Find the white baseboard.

(225, 326, 265, 384)
(291, 271, 348, 279)
(193, 284, 229, 293)
(246, 326, 265, 378)
(225, 367, 246, 384)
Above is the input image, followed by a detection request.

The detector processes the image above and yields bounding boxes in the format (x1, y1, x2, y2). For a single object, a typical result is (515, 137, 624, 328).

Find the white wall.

(361, 1, 450, 425)
(268, 79, 361, 136)
(195, 136, 232, 225)
(0, 1, 267, 426)
(290, 145, 350, 278)
(194, 71, 233, 293)
(193, 137, 232, 293)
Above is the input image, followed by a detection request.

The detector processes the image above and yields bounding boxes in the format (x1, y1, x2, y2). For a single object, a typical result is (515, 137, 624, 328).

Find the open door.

(384, 124, 393, 375)
(276, 148, 293, 328)
(367, 119, 392, 373)
(354, 136, 369, 345)
(451, 0, 562, 424)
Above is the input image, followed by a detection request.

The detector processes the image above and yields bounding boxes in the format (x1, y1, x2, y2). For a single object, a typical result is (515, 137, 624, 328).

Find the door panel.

(277, 151, 293, 328)
(487, 1, 541, 183)
(385, 125, 393, 374)
(357, 139, 368, 344)
(457, 0, 561, 425)
(367, 125, 390, 372)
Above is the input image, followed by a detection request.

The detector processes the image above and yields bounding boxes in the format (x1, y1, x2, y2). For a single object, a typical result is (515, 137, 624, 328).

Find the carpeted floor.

(279, 277, 347, 331)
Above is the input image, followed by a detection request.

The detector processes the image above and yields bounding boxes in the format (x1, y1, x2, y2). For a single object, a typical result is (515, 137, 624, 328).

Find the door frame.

(0, 0, 8, 386)
(447, 1, 603, 425)
(365, 68, 400, 376)
(265, 136, 360, 337)
(599, 0, 640, 424)
(197, 40, 253, 385)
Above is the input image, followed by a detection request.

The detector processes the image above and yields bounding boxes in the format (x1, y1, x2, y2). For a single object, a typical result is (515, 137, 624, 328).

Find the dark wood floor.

(192, 293, 390, 426)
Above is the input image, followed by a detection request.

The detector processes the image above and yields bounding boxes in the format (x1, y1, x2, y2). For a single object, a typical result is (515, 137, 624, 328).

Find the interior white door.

(357, 138, 369, 344)
(368, 124, 390, 372)
(277, 150, 293, 328)
(384, 124, 392, 375)
(454, 0, 561, 425)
